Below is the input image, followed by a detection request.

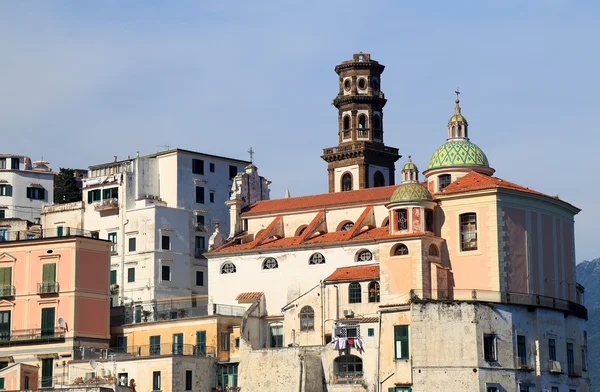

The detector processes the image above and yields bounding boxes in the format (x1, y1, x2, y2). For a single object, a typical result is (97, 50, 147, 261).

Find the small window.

(460, 213, 478, 251)
(341, 173, 352, 191)
(517, 335, 527, 364)
(195, 186, 205, 204)
(348, 282, 362, 304)
(394, 325, 409, 359)
(551, 388, 559, 392)
(229, 165, 238, 180)
(358, 113, 367, 128)
(110, 270, 117, 285)
(343, 115, 350, 130)
(309, 253, 325, 265)
(152, 371, 161, 391)
(357, 78, 367, 90)
(128, 237, 136, 252)
(368, 281, 380, 303)
(161, 265, 170, 281)
(262, 257, 278, 270)
(270, 324, 283, 347)
(26, 187, 45, 200)
(519, 385, 530, 392)
(368, 328, 374, 337)
(394, 244, 409, 256)
(195, 236, 205, 258)
(220, 331, 230, 351)
(209, 192, 215, 203)
(161, 235, 170, 250)
(484, 334, 497, 362)
(549, 338, 556, 361)
(11, 158, 19, 169)
(127, 267, 135, 283)
(340, 221, 354, 232)
(209, 163, 215, 172)
(0, 210, 4, 219)
(192, 159, 204, 175)
(486, 387, 499, 392)
(425, 209, 434, 232)
(428, 244, 439, 257)
(196, 215, 205, 227)
(87, 189, 101, 203)
(300, 306, 314, 331)
(397, 209, 408, 231)
(185, 370, 192, 390)
(0, 185, 12, 197)
(373, 114, 381, 130)
(221, 262, 236, 274)
(357, 250, 373, 262)
(196, 271, 204, 286)
(439, 174, 452, 191)
(373, 171, 385, 187)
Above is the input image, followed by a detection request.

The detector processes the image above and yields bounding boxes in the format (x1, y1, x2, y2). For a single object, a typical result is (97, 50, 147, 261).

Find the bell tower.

(321, 53, 400, 193)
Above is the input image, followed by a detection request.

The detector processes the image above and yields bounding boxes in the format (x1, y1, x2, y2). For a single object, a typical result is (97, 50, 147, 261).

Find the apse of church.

(322, 52, 400, 193)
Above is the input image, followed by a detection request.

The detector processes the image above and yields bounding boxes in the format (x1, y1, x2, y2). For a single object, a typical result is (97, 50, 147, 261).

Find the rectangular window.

(567, 342, 574, 374)
(517, 335, 527, 365)
(150, 335, 161, 355)
(519, 385, 530, 392)
(87, 189, 101, 203)
(460, 213, 478, 251)
(10, 158, 18, 169)
(56, 226, 63, 237)
(221, 331, 230, 351)
(196, 271, 204, 286)
(26, 187, 45, 200)
(438, 174, 452, 191)
(128, 237, 136, 252)
(152, 371, 161, 391)
(116, 336, 128, 352)
(135, 308, 141, 323)
(0, 185, 12, 197)
(484, 334, 497, 362)
(102, 187, 118, 199)
(192, 159, 204, 175)
(229, 165, 238, 180)
(551, 388, 559, 392)
(195, 186, 205, 204)
(42, 263, 56, 287)
(0, 267, 12, 289)
(549, 338, 556, 361)
(196, 215, 205, 226)
(161, 265, 170, 281)
(110, 270, 117, 285)
(270, 324, 283, 348)
(425, 209, 434, 232)
(127, 268, 135, 283)
(195, 236, 205, 258)
(209, 192, 215, 203)
(161, 235, 170, 250)
(41, 358, 53, 388)
(108, 232, 117, 253)
(185, 370, 192, 390)
(0, 229, 7, 242)
(173, 333, 184, 355)
(90, 231, 99, 239)
(394, 325, 409, 360)
(41, 307, 55, 337)
(0, 310, 10, 341)
(209, 163, 215, 172)
(196, 330, 207, 356)
(0, 210, 4, 219)
(368, 328, 374, 337)
(0, 159, 5, 169)
(397, 209, 408, 231)
(486, 387, 499, 392)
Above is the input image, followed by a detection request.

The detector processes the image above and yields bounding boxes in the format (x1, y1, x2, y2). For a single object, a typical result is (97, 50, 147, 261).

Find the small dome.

(449, 114, 467, 123)
(428, 140, 489, 170)
(390, 183, 433, 203)
(402, 159, 418, 172)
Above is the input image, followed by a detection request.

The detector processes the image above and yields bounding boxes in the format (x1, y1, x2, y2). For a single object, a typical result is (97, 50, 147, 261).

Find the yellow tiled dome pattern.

(390, 183, 432, 203)
(427, 140, 489, 170)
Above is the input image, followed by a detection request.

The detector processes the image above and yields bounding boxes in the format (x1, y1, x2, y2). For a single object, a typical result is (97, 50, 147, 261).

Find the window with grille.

(262, 257, 278, 270)
(309, 253, 325, 265)
(357, 250, 372, 262)
(438, 174, 452, 191)
(394, 244, 409, 256)
(368, 281, 380, 303)
(348, 282, 362, 303)
(341, 173, 352, 191)
(460, 213, 477, 251)
(484, 334, 497, 362)
(397, 209, 408, 231)
(300, 306, 314, 331)
(341, 222, 354, 232)
(221, 263, 236, 274)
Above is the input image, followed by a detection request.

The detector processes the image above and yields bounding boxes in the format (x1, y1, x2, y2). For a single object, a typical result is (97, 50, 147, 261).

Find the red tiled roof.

(242, 185, 398, 216)
(438, 171, 580, 210)
(235, 292, 264, 302)
(325, 264, 380, 282)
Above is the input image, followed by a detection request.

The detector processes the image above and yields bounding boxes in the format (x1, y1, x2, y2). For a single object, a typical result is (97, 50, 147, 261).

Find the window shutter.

(0, 268, 11, 286)
(26, 188, 31, 199)
(5, 185, 11, 197)
(388, 388, 395, 392)
(42, 264, 56, 283)
(87, 191, 93, 204)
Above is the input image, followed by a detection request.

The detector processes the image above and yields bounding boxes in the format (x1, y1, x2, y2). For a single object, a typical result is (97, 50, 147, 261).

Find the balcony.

(357, 128, 370, 139)
(515, 356, 534, 371)
(0, 227, 97, 242)
(0, 285, 15, 298)
(94, 198, 119, 212)
(0, 327, 65, 345)
(110, 302, 245, 326)
(37, 282, 59, 294)
(568, 362, 583, 377)
(107, 343, 216, 358)
(332, 371, 364, 385)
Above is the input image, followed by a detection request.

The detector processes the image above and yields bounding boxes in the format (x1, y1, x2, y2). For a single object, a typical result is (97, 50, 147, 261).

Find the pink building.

(0, 228, 111, 389)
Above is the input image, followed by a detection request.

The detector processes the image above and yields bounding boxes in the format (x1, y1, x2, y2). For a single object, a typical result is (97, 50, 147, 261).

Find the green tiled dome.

(390, 183, 432, 203)
(427, 140, 489, 170)
(402, 160, 418, 172)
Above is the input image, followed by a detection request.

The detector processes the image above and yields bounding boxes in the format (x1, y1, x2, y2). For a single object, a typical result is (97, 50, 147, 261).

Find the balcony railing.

(515, 356, 534, 370)
(0, 285, 15, 297)
(107, 343, 216, 358)
(333, 371, 364, 385)
(0, 227, 97, 242)
(568, 362, 582, 377)
(0, 327, 65, 345)
(110, 302, 245, 326)
(37, 282, 59, 294)
(94, 198, 119, 211)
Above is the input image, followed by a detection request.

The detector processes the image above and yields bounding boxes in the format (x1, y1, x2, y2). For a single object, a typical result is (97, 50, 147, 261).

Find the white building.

(0, 154, 54, 223)
(42, 149, 255, 316)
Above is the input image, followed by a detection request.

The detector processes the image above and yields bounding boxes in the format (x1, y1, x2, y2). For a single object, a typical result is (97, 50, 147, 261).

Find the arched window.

(221, 262, 236, 274)
(348, 282, 362, 303)
(429, 244, 439, 257)
(334, 355, 363, 379)
(439, 174, 452, 191)
(300, 306, 314, 331)
(356, 250, 372, 262)
(397, 209, 408, 231)
(358, 114, 367, 129)
(341, 174, 352, 192)
(343, 116, 350, 130)
(340, 221, 354, 232)
(373, 171, 385, 187)
(393, 244, 409, 256)
(425, 209, 434, 233)
(460, 213, 478, 251)
(309, 253, 325, 265)
(262, 257, 278, 270)
(295, 225, 308, 237)
(373, 115, 381, 130)
(368, 281, 380, 303)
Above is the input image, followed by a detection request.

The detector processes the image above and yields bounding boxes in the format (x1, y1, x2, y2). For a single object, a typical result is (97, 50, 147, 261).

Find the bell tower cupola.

(321, 52, 401, 193)
(448, 88, 468, 140)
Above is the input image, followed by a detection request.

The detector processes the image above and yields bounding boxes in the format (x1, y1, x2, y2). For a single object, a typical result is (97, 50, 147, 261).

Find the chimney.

(113, 156, 117, 162)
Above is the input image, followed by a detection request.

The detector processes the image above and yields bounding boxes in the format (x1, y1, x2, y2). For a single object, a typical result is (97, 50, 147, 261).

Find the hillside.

(577, 257, 600, 391)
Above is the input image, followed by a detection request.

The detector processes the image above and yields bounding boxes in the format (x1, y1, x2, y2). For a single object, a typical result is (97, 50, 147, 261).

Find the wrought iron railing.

(110, 302, 245, 326)
(94, 198, 119, 211)
(0, 227, 96, 242)
(107, 343, 216, 358)
(515, 355, 534, 370)
(37, 282, 59, 294)
(332, 371, 364, 384)
(0, 327, 65, 345)
(0, 285, 15, 297)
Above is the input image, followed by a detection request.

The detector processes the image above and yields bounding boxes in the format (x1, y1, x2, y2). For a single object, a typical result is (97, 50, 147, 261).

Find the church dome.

(427, 139, 489, 170)
(390, 183, 432, 203)
(402, 159, 418, 172)
(449, 113, 467, 123)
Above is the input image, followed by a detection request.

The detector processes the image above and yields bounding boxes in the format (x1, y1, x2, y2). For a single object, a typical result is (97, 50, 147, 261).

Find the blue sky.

(1, 1, 598, 261)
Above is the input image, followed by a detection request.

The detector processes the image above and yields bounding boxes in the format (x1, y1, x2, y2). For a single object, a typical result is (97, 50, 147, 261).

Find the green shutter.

(87, 191, 93, 204)
(135, 309, 141, 323)
(5, 185, 12, 197)
(56, 226, 63, 237)
(41, 308, 55, 336)
(388, 388, 395, 392)
(0, 377, 5, 389)
(394, 325, 409, 360)
(42, 264, 56, 283)
(110, 270, 117, 285)
(0, 268, 11, 286)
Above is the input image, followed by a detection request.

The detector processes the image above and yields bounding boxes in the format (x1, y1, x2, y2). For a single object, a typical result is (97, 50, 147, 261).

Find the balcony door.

(41, 358, 53, 388)
(196, 330, 206, 356)
(0, 311, 10, 341)
(41, 308, 55, 337)
(173, 333, 184, 355)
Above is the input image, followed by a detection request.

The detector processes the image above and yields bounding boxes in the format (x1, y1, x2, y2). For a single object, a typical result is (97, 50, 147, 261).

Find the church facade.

(205, 54, 589, 392)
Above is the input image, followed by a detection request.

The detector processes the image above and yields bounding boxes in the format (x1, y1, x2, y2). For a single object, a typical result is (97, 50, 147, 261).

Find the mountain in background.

(577, 257, 600, 391)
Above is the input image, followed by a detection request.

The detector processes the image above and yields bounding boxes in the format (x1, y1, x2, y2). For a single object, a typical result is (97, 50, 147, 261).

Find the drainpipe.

(334, 285, 339, 321)
(119, 162, 130, 304)
(320, 280, 325, 345)
(376, 312, 382, 392)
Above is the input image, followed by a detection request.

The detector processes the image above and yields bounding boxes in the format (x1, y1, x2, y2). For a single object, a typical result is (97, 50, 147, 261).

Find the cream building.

(204, 54, 589, 392)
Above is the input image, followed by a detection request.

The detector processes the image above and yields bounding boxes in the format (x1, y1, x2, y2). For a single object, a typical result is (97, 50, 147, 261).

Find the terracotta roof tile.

(242, 185, 398, 216)
(325, 264, 380, 282)
(235, 292, 264, 302)
(358, 317, 379, 323)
